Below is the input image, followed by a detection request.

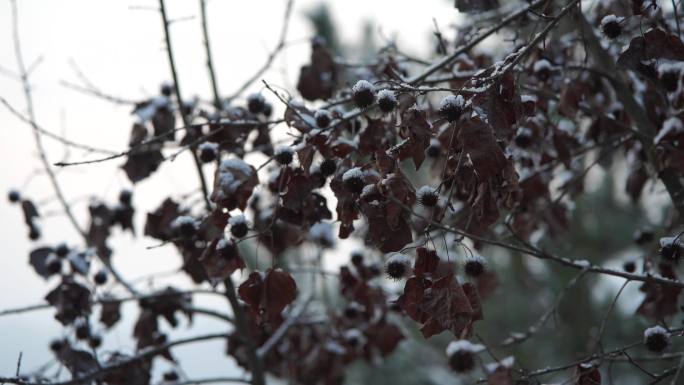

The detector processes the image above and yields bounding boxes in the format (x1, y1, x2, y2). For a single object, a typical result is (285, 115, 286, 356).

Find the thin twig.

(257, 294, 313, 358)
(0, 333, 228, 385)
(406, 0, 549, 84)
(1, 97, 117, 155)
(199, 0, 221, 108)
(59, 80, 136, 106)
(158, 0, 212, 211)
(497, 269, 588, 347)
(10, 0, 139, 296)
(225, 0, 295, 102)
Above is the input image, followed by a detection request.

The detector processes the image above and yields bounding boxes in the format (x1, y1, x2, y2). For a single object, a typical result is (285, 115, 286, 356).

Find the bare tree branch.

(10, 0, 139, 296)
(158, 0, 212, 211)
(225, 0, 295, 103)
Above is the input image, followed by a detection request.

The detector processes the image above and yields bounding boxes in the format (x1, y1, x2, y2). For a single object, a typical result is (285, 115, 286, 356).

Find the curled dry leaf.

(45, 277, 92, 325)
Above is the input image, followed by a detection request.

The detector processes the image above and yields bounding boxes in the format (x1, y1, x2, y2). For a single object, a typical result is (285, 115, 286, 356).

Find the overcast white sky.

(0, 0, 465, 380)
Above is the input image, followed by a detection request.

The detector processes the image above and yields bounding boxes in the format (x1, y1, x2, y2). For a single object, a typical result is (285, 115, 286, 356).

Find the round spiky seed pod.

(377, 89, 398, 113)
(55, 243, 69, 258)
(274, 146, 294, 166)
(246, 93, 266, 114)
(464, 255, 487, 277)
(352, 80, 376, 109)
(49, 339, 66, 353)
(350, 251, 363, 266)
(658, 63, 683, 93)
(633, 228, 654, 245)
(659, 237, 682, 262)
(342, 167, 365, 193)
(343, 301, 364, 319)
(644, 326, 669, 353)
(623, 261, 636, 273)
(426, 139, 441, 158)
(446, 340, 484, 373)
(94, 270, 108, 285)
(262, 101, 273, 117)
(229, 215, 249, 238)
(343, 328, 366, 348)
(118, 189, 132, 206)
(601, 15, 622, 39)
(46, 255, 62, 275)
(198, 142, 219, 163)
(8, 189, 20, 203)
(164, 371, 179, 382)
(160, 82, 173, 97)
(514, 127, 533, 148)
(315, 109, 332, 128)
(533, 59, 552, 81)
(172, 216, 198, 239)
(438, 95, 465, 122)
(75, 321, 90, 340)
(385, 253, 411, 280)
(88, 334, 102, 349)
(417, 186, 439, 207)
(319, 159, 337, 177)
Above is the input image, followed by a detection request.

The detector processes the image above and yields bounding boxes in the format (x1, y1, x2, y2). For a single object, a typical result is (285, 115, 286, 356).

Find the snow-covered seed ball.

(446, 340, 483, 373)
(46, 255, 62, 275)
(55, 243, 69, 258)
(229, 214, 249, 238)
(644, 326, 669, 353)
(320, 159, 337, 177)
(660, 71, 680, 92)
(533, 59, 552, 81)
(417, 186, 439, 207)
(659, 237, 682, 262)
(274, 146, 295, 165)
(342, 167, 365, 193)
(75, 320, 90, 340)
(7, 189, 20, 203)
(438, 95, 465, 122)
(426, 139, 441, 158)
(262, 101, 273, 117)
(88, 334, 102, 349)
(377, 89, 398, 113)
(514, 127, 533, 148)
(163, 371, 179, 382)
(247, 93, 266, 114)
(198, 142, 219, 163)
(343, 328, 366, 348)
(601, 15, 622, 39)
(172, 216, 198, 238)
(464, 255, 487, 277)
(385, 253, 411, 280)
(94, 269, 108, 285)
(49, 339, 66, 353)
(350, 251, 363, 266)
(352, 80, 376, 109)
(217, 238, 239, 261)
(315, 109, 332, 128)
(623, 261, 636, 273)
(160, 82, 173, 97)
(344, 301, 364, 319)
(119, 189, 133, 206)
(658, 64, 682, 93)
